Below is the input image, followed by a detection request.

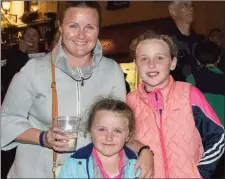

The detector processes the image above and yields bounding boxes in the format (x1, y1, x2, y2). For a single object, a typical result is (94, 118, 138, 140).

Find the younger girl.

(127, 30, 224, 179)
(58, 98, 140, 178)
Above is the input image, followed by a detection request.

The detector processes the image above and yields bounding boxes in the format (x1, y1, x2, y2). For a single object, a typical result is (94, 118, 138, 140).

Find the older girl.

(127, 30, 224, 179)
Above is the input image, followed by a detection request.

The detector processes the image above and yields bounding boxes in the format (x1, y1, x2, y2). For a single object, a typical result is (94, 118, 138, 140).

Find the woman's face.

(59, 7, 99, 59)
(24, 28, 40, 47)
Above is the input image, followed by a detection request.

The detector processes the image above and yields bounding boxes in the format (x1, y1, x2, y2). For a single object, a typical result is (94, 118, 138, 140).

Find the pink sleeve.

(190, 86, 222, 126)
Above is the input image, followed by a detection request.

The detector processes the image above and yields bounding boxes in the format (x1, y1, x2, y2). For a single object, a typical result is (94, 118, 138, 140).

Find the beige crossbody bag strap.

(51, 53, 58, 179)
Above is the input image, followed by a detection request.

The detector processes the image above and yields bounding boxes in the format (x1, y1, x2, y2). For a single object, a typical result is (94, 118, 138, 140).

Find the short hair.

(25, 25, 40, 36)
(130, 30, 178, 59)
(208, 28, 222, 38)
(86, 98, 135, 137)
(195, 40, 221, 65)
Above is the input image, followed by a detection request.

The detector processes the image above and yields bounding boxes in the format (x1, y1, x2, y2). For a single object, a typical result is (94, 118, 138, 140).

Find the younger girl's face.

(135, 39, 177, 92)
(90, 110, 130, 157)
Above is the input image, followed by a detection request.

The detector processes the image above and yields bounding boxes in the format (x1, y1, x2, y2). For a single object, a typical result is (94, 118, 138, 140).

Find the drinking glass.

(54, 116, 80, 152)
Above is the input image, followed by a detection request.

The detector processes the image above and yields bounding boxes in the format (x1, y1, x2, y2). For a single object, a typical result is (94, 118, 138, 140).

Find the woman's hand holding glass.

(44, 127, 70, 152)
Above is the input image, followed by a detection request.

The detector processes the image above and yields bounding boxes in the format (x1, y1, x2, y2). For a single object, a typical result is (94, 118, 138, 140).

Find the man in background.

(168, 1, 203, 81)
(208, 28, 225, 72)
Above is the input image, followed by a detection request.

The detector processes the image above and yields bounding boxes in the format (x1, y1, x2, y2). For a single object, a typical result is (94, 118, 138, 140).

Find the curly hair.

(130, 30, 178, 59)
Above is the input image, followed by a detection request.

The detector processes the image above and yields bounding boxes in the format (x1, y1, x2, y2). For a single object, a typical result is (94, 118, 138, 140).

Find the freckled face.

(90, 110, 130, 157)
(135, 39, 177, 91)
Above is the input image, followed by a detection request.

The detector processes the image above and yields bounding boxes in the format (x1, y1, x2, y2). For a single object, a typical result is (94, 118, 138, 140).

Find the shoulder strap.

(51, 53, 58, 179)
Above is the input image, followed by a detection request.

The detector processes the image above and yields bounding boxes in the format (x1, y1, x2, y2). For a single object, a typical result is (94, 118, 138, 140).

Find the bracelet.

(39, 131, 46, 147)
(138, 145, 154, 156)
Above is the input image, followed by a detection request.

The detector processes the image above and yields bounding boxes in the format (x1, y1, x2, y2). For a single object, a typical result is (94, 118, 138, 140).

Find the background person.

(1, 25, 46, 102)
(186, 40, 224, 179)
(186, 40, 224, 126)
(168, 1, 203, 81)
(1, 25, 46, 178)
(208, 28, 225, 72)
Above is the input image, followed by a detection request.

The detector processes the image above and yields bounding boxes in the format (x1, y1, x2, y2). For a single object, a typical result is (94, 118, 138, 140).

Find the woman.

(1, 2, 153, 178)
(1, 25, 46, 101)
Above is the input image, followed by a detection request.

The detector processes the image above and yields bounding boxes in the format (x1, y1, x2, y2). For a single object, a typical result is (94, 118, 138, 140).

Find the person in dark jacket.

(1, 25, 46, 101)
(168, 1, 203, 81)
(187, 39, 225, 179)
(186, 40, 224, 126)
(208, 28, 225, 72)
(1, 25, 46, 179)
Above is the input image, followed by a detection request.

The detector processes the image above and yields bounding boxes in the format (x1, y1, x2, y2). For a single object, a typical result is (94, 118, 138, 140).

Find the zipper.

(75, 67, 83, 118)
(86, 158, 90, 179)
(76, 81, 81, 118)
(155, 93, 169, 178)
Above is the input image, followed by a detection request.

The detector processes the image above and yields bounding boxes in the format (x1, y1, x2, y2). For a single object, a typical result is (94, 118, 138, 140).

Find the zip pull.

(155, 92, 163, 112)
(159, 108, 162, 116)
(81, 77, 84, 86)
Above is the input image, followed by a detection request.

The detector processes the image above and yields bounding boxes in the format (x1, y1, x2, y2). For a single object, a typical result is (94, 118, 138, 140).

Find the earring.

(61, 39, 64, 47)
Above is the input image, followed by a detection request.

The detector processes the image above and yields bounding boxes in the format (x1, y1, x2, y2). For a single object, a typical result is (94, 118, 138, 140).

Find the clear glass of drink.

(54, 116, 80, 152)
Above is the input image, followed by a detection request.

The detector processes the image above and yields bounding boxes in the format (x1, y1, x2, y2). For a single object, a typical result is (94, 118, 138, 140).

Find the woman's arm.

(1, 59, 68, 151)
(15, 128, 42, 145)
(1, 60, 37, 150)
(15, 127, 69, 152)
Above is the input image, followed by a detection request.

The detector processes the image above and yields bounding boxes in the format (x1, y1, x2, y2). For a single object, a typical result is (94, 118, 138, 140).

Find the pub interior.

(1, 1, 225, 178)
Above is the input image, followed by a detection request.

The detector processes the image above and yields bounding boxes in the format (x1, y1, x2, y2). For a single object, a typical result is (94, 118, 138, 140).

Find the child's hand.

(135, 149, 154, 178)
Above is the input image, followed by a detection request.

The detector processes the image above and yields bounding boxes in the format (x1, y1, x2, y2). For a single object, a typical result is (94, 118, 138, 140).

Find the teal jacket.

(58, 143, 140, 178)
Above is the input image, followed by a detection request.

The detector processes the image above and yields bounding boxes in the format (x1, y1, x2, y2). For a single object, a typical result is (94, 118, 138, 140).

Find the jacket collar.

(71, 143, 137, 160)
(51, 38, 103, 81)
(137, 75, 175, 109)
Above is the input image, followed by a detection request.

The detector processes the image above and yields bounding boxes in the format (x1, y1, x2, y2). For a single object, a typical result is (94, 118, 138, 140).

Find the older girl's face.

(135, 39, 177, 92)
(59, 7, 99, 58)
